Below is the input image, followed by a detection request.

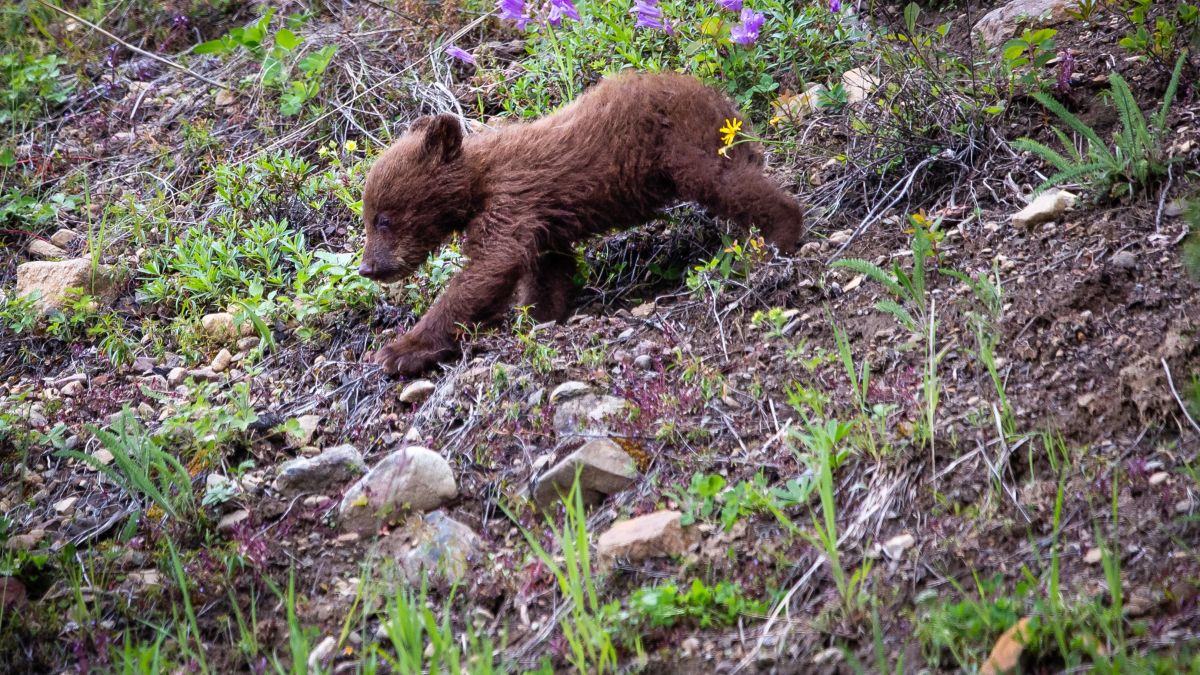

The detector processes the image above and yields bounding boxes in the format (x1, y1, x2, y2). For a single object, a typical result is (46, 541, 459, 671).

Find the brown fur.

(360, 72, 804, 375)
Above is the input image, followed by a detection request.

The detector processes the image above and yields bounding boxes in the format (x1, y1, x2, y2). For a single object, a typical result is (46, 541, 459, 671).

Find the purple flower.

(829, 0, 841, 12)
(632, 0, 669, 31)
(496, 0, 530, 29)
(730, 7, 765, 45)
(445, 45, 476, 65)
(717, 0, 743, 11)
(547, 0, 581, 25)
(1055, 50, 1074, 93)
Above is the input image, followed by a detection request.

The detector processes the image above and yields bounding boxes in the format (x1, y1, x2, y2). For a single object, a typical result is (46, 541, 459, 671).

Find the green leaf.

(274, 27, 302, 50)
(297, 45, 337, 76)
(0, 146, 13, 167)
(192, 38, 231, 55)
(903, 2, 920, 33)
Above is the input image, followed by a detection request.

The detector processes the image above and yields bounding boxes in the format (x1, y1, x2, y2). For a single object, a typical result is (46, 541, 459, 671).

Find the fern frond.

(1033, 161, 1110, 194)
(1109, 72, 1151, 155)
(1030, 91, 1113, 163)
(1013, 137, 1077, 173)
(1153, 52, 1186, 136)
(1052, 127, 1083, 163)
(831, 258, 905, 298)
(875, 299, 916, 333)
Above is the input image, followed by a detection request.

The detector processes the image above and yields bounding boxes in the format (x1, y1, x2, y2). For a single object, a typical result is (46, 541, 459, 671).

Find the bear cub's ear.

(410, 113, 463, 163)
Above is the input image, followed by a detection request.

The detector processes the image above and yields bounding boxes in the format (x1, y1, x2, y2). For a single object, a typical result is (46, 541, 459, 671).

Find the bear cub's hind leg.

(516, 250, 577, 323)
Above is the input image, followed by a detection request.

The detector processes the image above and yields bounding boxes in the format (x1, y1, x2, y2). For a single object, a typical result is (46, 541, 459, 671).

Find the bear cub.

(360, 71, 804, 376)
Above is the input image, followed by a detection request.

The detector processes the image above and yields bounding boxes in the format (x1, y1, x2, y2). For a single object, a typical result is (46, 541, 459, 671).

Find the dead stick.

(1162, 358, 1200, 438)
(33, 0, 235, 92)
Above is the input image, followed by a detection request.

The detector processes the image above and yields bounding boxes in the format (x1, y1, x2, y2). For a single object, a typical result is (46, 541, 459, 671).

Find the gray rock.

(376, 510, 481, 583)
(28, 240, 66, 260)
(339, 446, 457, 534)
(633, 354, 653, 370)
(973, 0, 1073, 48)
(49, 228, 81, 248)
(273, 444, 366, 496)
(201, 312, 253, 341)
(16, 258, 121, 312)
(553, 393, 631, 438)
(550, 380, 592, 403)
(1111, 250, 1137, 271)
(131, 356, 156, 374)
(399, 379, 436, 404)
(287, 414, 321, 447)
(167, 367, 187, 387)
(217, 509, 250, 534)
(532, 438, 638, 509)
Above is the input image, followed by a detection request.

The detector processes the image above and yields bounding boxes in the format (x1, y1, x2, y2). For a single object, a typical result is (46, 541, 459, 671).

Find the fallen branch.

(1162, 358, 1200, 439)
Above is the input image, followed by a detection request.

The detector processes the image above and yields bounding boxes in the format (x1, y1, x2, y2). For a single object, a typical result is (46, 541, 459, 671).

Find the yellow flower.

(769, 116, 782, 126)
(344, 139, 358, 153)
(719, 118, 743, 147)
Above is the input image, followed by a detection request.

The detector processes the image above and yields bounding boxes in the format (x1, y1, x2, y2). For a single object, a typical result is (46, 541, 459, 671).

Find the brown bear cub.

(359, 71, 804, 376)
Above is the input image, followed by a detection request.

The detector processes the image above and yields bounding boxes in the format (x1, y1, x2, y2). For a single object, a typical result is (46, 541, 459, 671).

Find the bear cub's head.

(359, 114, 471, 283)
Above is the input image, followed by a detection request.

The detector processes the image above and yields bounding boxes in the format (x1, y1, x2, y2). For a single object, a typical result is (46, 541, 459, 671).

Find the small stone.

(842, 66, 879, 104)
(1011, 189, 1076, 228)
(167, 367, 187, 387)
(92, 448, 114, 466)
(882, 533, 916, 559)
(630, 302, 657, 318)
(1076, 393, 1096, 408)
(0, 577, 28, 612)
(339, 446, 458, 534)
(1084, 548, 1102, 564)
(187, 367, 220, 382)
(217, 509, 250, 534)
(236, 336, 260, 352)
(633, 354, 653, 370)
(201, 312, 253, 341)
(274, 445, 366, 496)
(1175, 499, 1192, 514)
(1149, 471, 1169, 486)
(28, 240, 67, 260)
(49, 228, 81, 248)
(210, 348, 233, 373)
(287, 415, 321, 447)
(532, 438, 639, 509)
(553, 394, 631, 438)
(215, 89, 237, 107)
(399, 379, 436, 404)
(597, 510, 694, 562)
(127, 569, 162, 591)
(376, 510, 482, 584)
(53, 496, 78, 513)
(131, 356, 156, 374)
(60, 380, 84, 397)
(4, 529, 45, 551)
(1111, 250, 1137, 270)
(681, 637, 701, 655)
(549, 381, 592, 404)
(16, 258, 121, 312)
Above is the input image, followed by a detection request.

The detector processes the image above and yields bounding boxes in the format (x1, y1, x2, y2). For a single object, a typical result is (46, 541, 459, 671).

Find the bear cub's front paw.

(371, 336, 449, 376)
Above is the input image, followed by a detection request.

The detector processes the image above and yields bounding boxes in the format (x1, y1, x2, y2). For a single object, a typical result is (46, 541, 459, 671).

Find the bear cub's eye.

(374, 213, 392, 232)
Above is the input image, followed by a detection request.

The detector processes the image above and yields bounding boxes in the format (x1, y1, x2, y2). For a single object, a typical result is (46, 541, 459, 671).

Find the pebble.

(210, 348, 233, 373)
(399, 379, 436, 404)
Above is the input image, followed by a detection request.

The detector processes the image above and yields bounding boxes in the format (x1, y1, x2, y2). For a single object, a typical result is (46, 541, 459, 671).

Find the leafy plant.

(510, 472, 618, 674)
(1001, 28, 1058, 91)
(59, 410, 195, 521)
(1012, 52, 1186, 200)
(672, 471, 809, 531)
(627, 579, 767, 629)
(831, 216, 936, 335)
(0, 52, 74, 127)
(192, 10, 337, 117)
(1118, 0, 1200, 64)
